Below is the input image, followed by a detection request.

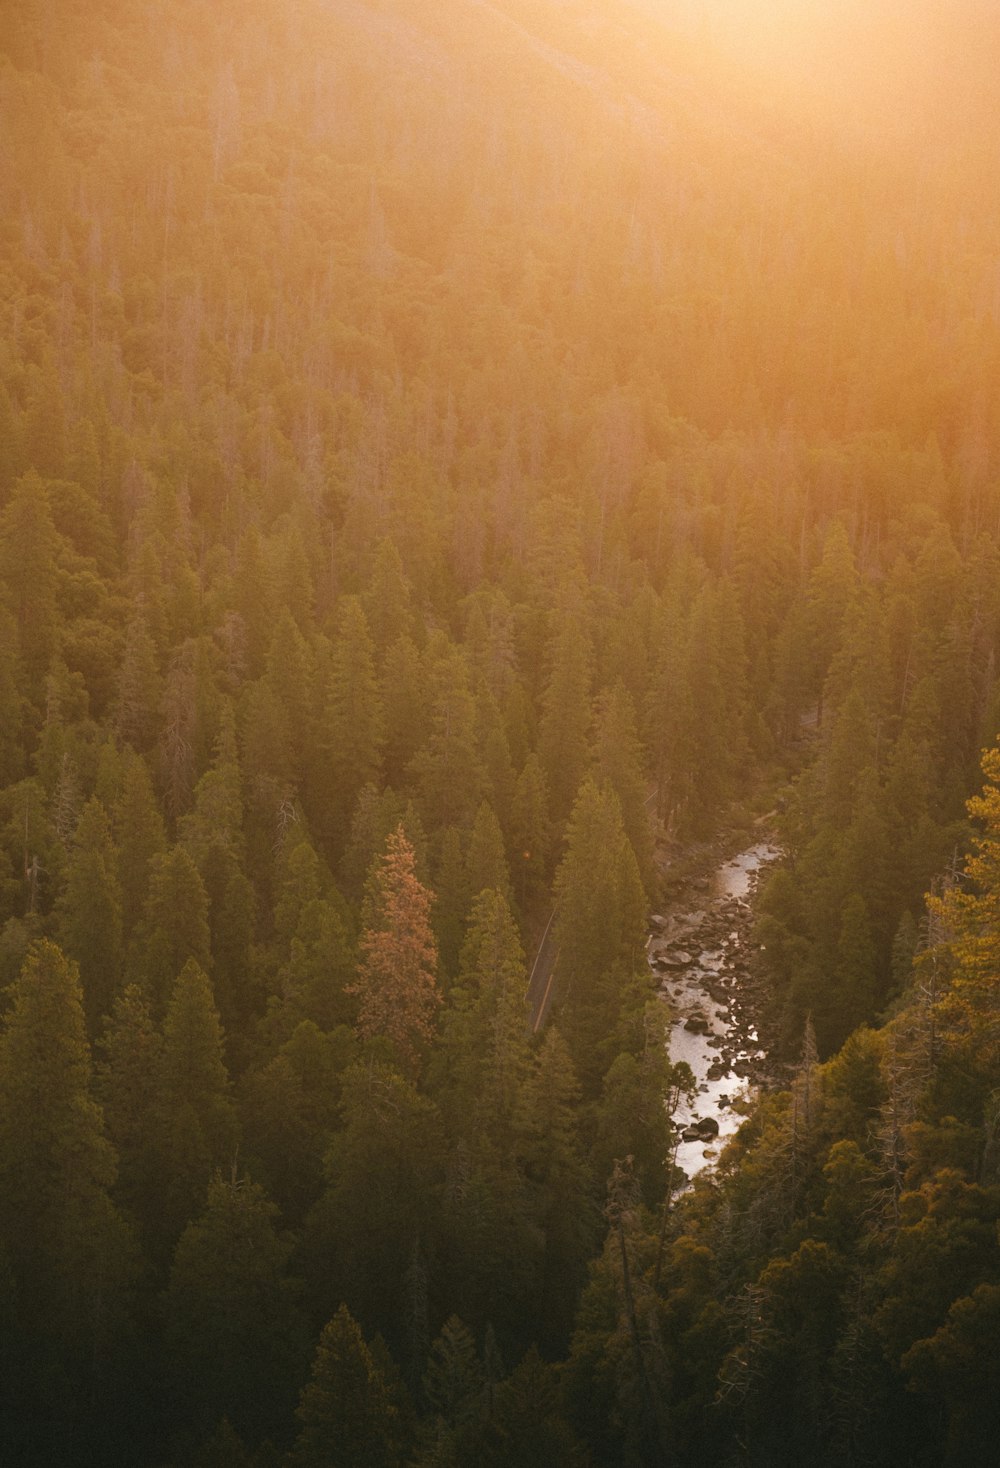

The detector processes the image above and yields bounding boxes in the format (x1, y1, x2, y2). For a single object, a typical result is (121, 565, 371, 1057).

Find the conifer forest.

(1, 2, 999, 1464)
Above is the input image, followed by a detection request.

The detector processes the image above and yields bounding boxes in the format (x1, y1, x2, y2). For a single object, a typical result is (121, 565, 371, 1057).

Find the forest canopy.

(0, 1, 997, 1464)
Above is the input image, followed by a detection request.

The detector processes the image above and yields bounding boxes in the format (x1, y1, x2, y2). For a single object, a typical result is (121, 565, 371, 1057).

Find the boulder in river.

(682, 1116, 720, 1141)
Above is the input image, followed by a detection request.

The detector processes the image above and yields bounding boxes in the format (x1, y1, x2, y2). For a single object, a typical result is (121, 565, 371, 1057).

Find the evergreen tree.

(114, 613, 162, 753)
(0, 941, 136, 1462)
(153, 958, 238, 1260)
(552, 779, 647, 1088)
(240, 1020, 351, 1225)
(380, 634, 428, 790)
(95, 983, 162, 1243)
(537, 612, 592, 828)
(412, 643, 484, 832)
(302, 1060, 444, 1353)
(0, 471, 61, 695)
(56, 794, 124, 1028)
(466, 799, 513, 909)
(480, 1347, 587, 1468)
(133, 844, 212, 1011)
(324, 596, 384, 838)
(422, 1314, 484, 1436)
(433, 888, 531, 1148)
(292, 1304, 401, 1468)
(510, 752, 553, 907)
(163, 1175, 307, 1444)
(430, 823, 470, 985)
(115, 747, 167, 939)
(0, 608, 25, 789)
(349, 825, 441, 1074)
(590, 681, 653, 894)
(835, 892, 879, 1036)
(362, 538, 414, 654)
(520, 1029, 598, 1350)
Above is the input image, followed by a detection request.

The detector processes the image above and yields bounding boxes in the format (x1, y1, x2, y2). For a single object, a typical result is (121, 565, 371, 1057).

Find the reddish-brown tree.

(349, 825, 440, 1073)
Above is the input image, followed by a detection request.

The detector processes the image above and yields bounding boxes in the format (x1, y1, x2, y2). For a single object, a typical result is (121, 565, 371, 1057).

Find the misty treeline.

(0, 1, 997, 1464)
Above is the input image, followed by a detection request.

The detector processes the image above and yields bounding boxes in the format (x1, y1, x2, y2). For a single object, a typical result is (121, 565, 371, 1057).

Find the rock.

(684, 1015, 712, 1035)
(694, 1116, 720, 1138)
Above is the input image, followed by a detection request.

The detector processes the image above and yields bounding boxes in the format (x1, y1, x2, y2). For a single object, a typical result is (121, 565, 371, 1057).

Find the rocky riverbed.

(648, 838, 781, 1182)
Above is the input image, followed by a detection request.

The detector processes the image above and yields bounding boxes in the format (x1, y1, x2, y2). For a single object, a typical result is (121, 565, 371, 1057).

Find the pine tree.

(467, 800, 513, 908)
(835, 892, 878, 1037)
(380, 634, 428, 790)
(0, 608, 25, 788)
(430, 823, 470, 985)
(552, 779, 647, 1088)
(56, 795, 123, 1029)
(537, 613, 592, 828)
(292, 1304, 400, 1468)
(164, 1174, 307, 1443)
(302, 1061, 444, 1351)
(433, 888, 531, 1147)
(510, 753, 553, 908)
(114, 613, 162, 753)
(681, 578, 750, 834)
(232, 527, 277, 678)
(0, 941, 136, 1460)
(362, 538, 413, 653)
(520, 1029, 598, 1349)
(132, 844, 212, 1010)
(415, 1314, 487, 1462)
(480, 1346, 587, 1468)
(240, 1020, 351, 1225)
(324, 597, 384, 837)
(412, 642, 484, 831)
(478, 689, 517, 830)
(590, 682, 653, 895)
(805, 520, 859, 726)
(95, 983, 162, 1243)
(263, 611, 319, 798)
(349, 825, 441, 1074)
(0, 470, 61, 696)
(153, 958, 238, 1259)
(921, 740, 1000, 1125)
(179, 702, 244, 867)
(115, 747, 166, 939)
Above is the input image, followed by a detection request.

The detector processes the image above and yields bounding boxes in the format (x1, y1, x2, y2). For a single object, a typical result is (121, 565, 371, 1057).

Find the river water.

(648, 840, 781, 1181)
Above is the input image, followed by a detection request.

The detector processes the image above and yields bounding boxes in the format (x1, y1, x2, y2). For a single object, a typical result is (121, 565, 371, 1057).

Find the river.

(647, 839, 781, 1182)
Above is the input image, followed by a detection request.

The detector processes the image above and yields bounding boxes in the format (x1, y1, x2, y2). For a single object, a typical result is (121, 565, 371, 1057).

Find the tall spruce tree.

(163, 1175, 307, 1444)
(292, 1305, 401, 1468)
(0, 941, 136, 1462)
(152, 959, 238, 1261)
(56, 794, 124, 1029)
(552, 779, 647, 1089)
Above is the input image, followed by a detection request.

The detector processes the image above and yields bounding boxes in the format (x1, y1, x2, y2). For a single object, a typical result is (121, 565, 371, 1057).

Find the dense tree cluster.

(0, 0, 998, 1463)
